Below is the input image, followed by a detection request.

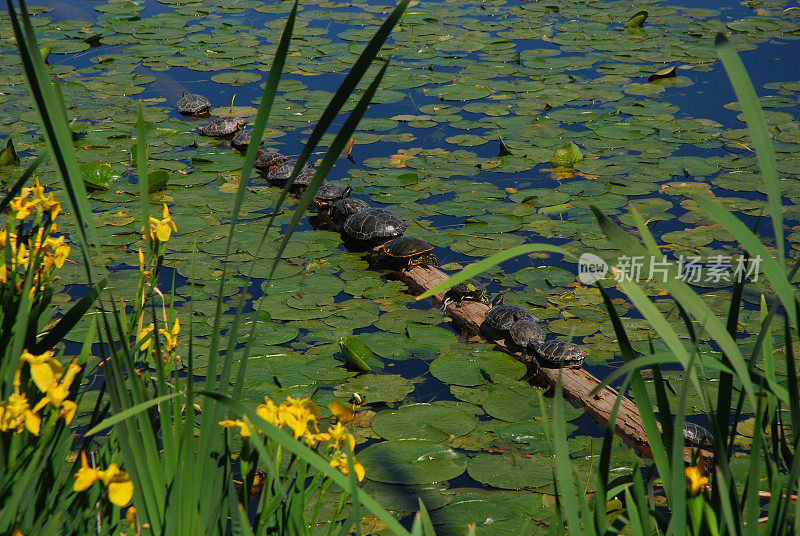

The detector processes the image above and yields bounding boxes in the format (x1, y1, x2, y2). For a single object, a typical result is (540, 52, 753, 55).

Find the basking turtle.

(342, 207, 408, 242)
(442, 279, 487, 310)
(332, 197, 370, 225)
(254, 151, 286, 171)
(530, 339, 586, 368)
(682, 422, 713, 447)
(200, 116, 246, 137)
(481, 294, 540, 341)
(508, 319, 546, 350)
(230, 129, 264, 150)
(290, 165, 317, 190)
(381, 237, 437, 268)
(176, 90, 211, 115)
(266, 161, 295, 184)
(312, 183, 351, 207)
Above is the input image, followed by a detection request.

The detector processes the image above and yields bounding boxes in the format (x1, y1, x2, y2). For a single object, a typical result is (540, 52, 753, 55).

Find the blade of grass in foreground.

(262, 0, 412, 239)
(416, 243, 573, 300)
(716, 33, 784, 265)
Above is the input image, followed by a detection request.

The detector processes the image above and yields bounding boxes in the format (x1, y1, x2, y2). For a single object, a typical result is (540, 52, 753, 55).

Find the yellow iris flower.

(18, 350, 63, 393)
(0, 391, 41, 435)
(74, 452, 134, 506)
(329, 453, 365, 482)
(219, 419, 253, 438)
(148, 204, 177, 242)
(685, 464, 708, 496)
(32, 361, 80, 424)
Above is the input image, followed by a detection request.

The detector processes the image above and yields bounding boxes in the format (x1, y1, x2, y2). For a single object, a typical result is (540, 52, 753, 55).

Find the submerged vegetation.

(1, 0, 800, 534)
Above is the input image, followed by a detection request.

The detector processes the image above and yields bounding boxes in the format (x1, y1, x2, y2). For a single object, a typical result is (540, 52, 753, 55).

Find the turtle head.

(491, 294, 504, 307)
(342, 186, 353, 199)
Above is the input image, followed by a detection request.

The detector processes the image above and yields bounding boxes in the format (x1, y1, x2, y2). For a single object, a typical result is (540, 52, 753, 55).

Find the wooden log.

(400, 263, 714, 466)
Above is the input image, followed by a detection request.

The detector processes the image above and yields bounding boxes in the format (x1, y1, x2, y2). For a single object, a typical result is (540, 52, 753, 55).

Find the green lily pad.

(0, 138, 19, 167)
(333, 374, 414, 405)
(358, 439, 468, 484)
(430, 350, 526, 386)
(80, 163, 120, 191)
(147, 169, 169, 193)
(550, 143, 583, 168)
(467, 452, 553, 490)
(371, 402, 477, 441)
(338, 335, 373, 373)
(624, 10, 648, 29)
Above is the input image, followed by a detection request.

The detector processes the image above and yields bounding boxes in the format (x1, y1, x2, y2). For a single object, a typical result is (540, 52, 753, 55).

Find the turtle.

(508, 319, 546, 350)
(200, 116, 246, 137)
(331, 197, 370, 225)
(254, 151, 286, 171)
(266, 161, 295, 184)
(481, 294, 540, 341)
(381, 236, 437, 268)
(176, 90, 211, 115)
(342, 207, 408, 242)
(290, 165, 317, 190)
(230, 129, 264, 150)
(682, 422, 713, 447)
(442, 279, 487, 310)
(530, 339, 586, 368)
(312, 184, 352, 207)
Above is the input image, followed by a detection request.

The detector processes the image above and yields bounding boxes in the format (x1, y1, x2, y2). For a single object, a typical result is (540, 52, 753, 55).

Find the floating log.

(399, 263, 714, 466)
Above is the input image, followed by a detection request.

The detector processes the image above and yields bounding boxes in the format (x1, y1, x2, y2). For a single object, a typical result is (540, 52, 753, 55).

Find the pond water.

(2, 0, 800, 531)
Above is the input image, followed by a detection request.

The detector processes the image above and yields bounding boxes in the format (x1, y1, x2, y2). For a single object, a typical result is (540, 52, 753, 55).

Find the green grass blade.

(715, 33, 784, 264)
(262, 0, 411, 237)
(416, 243, 573, 300)
(597, 283, 672, 493)
(267, 60, 390, 281)
(591, 207, 756, 409)
(545, 382, 584, 536)
(690, 194, 795, 327)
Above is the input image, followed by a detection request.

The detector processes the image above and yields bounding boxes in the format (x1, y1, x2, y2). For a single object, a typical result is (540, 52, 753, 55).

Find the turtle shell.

(682, 422, 713, 446)
(230, 129, 264, 149)
(313, 183, 351, 204)
(342, 208, 408, 241)
(508, 320, 546, 348)
(332, 198, 370, 224)
(531, 340, 586, 368)
(254, 151, 286, 171)
(176, 91, 211, 115)
(200, 117, 246, 137)
(292, 165, 316, 187)
(266, 161, 295, 183)
(383, 237, 433, 258)
(484, 304, 539, 331)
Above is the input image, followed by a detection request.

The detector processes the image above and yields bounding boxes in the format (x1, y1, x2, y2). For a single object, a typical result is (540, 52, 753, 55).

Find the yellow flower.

(19, 350, 63, 393)
(74, 452, 134, 506)
(45, 235, 70, 268)
(685, 464, 708, 496)
(137, 323, 155, 351)
(219, 419, 252, 438)
(328, 400, 354, 424)
(329, 453, 365, 482)
(0, 391, 41, 435)
(9, 194, 39, 220)
(160, 318, 180, 353)
(279, 396, 318, 441)
(256, 399, 280, 426)
(148, 204, 177, 242)
(316, 422, 356, 451)
(33, 360, 80, 424)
